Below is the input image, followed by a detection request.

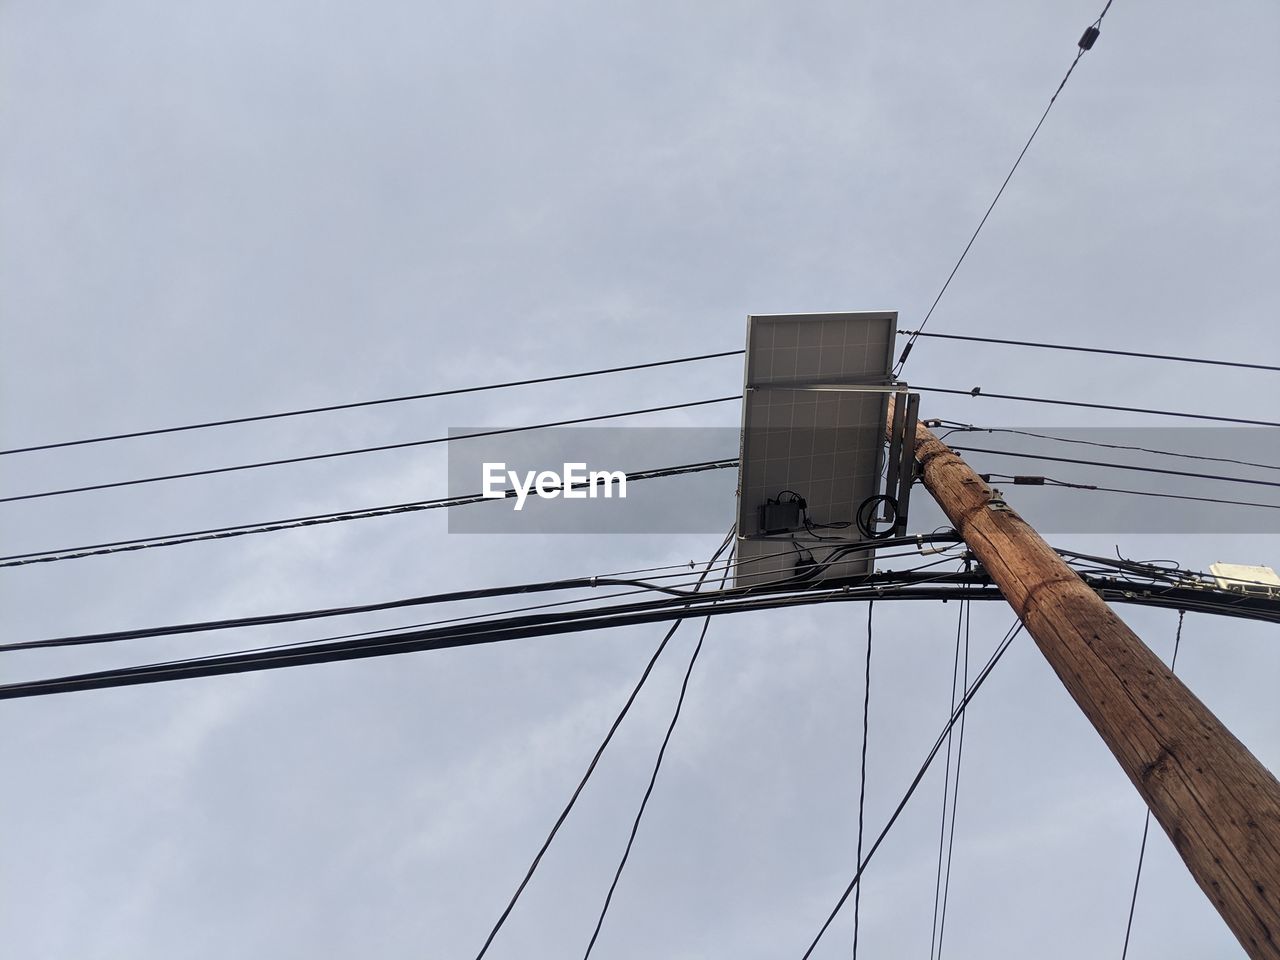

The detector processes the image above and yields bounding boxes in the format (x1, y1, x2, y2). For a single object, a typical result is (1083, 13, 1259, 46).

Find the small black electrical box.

(759, 498, 802, 534)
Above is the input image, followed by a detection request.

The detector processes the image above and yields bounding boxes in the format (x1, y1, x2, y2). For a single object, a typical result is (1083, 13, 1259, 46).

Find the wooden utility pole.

(891, 403, 1280, 958)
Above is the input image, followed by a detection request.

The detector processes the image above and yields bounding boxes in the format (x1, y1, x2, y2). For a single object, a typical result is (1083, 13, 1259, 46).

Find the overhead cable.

(3, 571, 1277, 701)
(929, 593, 967, 960)
(950, 445, 1280, 490)
(472, 532, 734, 960)
(914, 386, 1280, 429)
(1120, 611, 1184, 959)
(23, 561, 972, 694)
(934, 593, 971, 960)
(2, 534, 960, 652)
(0, 571, 993, 702)
(900, 330, 1280, 374)
(851, 600, 874, 960)
(799, 620, 1027, 959)
(0, 350, 746, 457)
(939, 425, 1280, 475)
(0, 458, 740, 568)
(0, 397, 740, 505)
(580, 551, 733, 958)
(978, 472, 1280, 512)
(895, 0, 1118, 374)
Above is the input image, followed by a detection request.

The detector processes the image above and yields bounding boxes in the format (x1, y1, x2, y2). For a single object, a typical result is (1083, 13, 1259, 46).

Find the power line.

(7, 546, 1263, 667)
(929, 594, 967, 960)
(934, 594, 971, 960)
(938, 425, 1280, 475)
(0, 547, 726, 653)
(580, 552, 732, 958)
(0, 558, 980, 732)
(901, 330, 1280, 374)
(0, 350, 746, 457)
(0, 397, 740, 505)
(2, 537, 961, 653)
(87, 564, 981, 684)
(914, 385, 1280, 429)
(0, 547, 1262, 686)
(799, 619, 1026, 959)
(3, 568, 1275, 701)
(1087, 577, 1279, 625)
(0, 570, 989, 702)
(0, 458, 739, 568)
(472, 533, 733, 960)
(851, 600, 874, 960)
(1120, 611, 1183, 960)
(56, 554, 853, 685)
(949, 445, 1280, 490)
(1059, 548, 1280, 596)
(895, 0, 1118, 374)
(979, 472, 1280, 512)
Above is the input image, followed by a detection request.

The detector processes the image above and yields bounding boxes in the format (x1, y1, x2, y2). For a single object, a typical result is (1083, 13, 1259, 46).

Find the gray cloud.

(2, 1, 1277, 957)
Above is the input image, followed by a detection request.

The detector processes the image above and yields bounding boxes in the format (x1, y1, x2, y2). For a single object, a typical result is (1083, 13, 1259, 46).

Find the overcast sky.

(2, 1, 1278, 957)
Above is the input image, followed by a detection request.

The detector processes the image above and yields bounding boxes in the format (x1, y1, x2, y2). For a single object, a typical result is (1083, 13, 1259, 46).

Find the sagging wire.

(472, 529, 735, 960)
(580, 548, 736, 957)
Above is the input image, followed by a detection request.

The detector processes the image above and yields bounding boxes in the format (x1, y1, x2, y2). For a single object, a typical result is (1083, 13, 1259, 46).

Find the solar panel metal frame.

(734, 311, 899, 589)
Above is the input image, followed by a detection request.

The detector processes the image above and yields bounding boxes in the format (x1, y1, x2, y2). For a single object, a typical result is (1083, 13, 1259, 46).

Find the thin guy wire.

(1120, 610, 1184, 959)
(896, 0, 1115, 374)
(929, 594, 966, 960)
(800, 621, 1027, 959)
(851, 600, 874, 959)
(935, 595, 972, 959)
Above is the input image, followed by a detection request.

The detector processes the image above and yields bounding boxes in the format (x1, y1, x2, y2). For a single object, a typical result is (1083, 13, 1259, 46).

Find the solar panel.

(734, 312, 899, 588)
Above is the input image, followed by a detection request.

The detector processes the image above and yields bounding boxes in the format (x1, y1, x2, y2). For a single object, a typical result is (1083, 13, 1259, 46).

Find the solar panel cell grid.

(735, 312, 898, 587)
